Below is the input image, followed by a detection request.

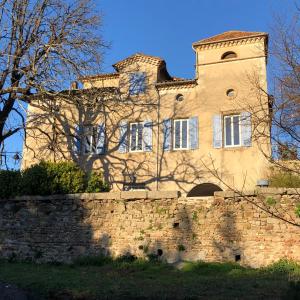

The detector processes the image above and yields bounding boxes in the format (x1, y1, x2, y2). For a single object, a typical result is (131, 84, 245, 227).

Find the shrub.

(265, 196, 277, 206)
(19, 161, 53, 196)
(45, 161, 86, 194)
(20, 161, 86, 195)
(0, 170, 21, 199)
(266, 259, 300, 274)
(269, 171, 300, 188)
(0, 161, 110, 198)
(85, 171, 109, 193)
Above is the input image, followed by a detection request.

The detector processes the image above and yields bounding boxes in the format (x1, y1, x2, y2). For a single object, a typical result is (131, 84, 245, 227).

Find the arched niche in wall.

(187, 183, 223, 197)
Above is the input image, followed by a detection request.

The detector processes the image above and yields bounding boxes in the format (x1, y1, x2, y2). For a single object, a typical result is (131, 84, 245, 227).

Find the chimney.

(71, 81, 79, 89)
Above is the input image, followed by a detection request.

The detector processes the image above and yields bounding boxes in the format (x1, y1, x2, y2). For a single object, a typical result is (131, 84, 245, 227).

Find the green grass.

(0, 258, 299, 299)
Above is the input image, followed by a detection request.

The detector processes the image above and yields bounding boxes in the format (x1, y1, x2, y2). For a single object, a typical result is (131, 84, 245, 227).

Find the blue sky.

(99, 0, 294, 78)
(5, 0, 296, 168)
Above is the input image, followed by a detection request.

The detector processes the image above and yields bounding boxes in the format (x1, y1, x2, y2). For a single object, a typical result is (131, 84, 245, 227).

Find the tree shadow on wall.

(23, 64, 216, 194)
(0, 196, 101, 263)
(212, 206, 243, 264)
(0, 180, 197, 265)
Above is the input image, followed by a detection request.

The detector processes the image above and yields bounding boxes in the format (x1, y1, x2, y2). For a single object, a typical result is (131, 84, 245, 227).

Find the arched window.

(187, 183, 223, 197)
(221, 51, 237, 60)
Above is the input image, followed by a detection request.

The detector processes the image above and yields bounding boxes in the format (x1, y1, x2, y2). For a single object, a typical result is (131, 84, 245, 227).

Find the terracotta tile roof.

(113, 53, 164, 71)
(193, 31, 267, 46)
(155, 79, 197, 88)
(133, 52, 164, 62)
(79, 73, 119, 81)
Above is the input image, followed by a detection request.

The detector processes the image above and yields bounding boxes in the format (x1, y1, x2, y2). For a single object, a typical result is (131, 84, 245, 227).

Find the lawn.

(0, 257, 299, 299)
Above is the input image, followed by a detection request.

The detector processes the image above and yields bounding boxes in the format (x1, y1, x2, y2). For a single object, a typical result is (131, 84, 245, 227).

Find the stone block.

(286, 188, 300, 195)
(121, 191, 147, 200)
(257, 187, 287, 195)
(214, 191, 235, 198)
(148, 191, 180, 199)
(93, 192, 121, 200)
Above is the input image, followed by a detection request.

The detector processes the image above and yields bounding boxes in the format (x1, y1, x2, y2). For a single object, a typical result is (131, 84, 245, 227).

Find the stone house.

(22, 31, 271, 195)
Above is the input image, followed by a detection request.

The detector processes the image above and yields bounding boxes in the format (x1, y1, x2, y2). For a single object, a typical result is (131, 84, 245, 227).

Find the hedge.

(0, 161, 109, 199)
(0, 170, 21, 198)
(269, 171, 300, 188)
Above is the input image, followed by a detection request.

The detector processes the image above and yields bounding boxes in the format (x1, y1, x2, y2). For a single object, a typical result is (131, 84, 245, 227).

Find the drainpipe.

(155, 85, 161, 191)
(192, 44, 198, 80)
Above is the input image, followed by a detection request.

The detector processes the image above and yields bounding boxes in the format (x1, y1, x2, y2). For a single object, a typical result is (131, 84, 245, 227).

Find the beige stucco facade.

(22, 31, 271, 195)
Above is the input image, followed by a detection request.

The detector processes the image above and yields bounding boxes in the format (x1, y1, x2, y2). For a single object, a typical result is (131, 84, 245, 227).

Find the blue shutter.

(213, 115, 222, 148)
(241, 112, 252, 147)
(118, 121, 128, 153)
(163, 119, 172, 151)
(74, 125, 82, 154)
(189, 117, 199, 149)
(96, 123, 105, 154)
(143, 120, 152, 152)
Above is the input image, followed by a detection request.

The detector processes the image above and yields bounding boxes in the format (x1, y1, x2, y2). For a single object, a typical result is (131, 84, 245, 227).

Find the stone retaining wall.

(0, 188, 299, 267)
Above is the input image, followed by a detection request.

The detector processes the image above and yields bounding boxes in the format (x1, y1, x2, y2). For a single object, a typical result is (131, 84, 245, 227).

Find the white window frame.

(173, 119, 189, 150)
(129, 122, 144, 152)
(224, 115, 241, 148)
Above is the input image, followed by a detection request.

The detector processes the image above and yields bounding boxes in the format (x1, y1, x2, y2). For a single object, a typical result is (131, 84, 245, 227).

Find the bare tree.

(0, 0, 105, 152)
(248, 10, 300, 175)
(269, 12, 300, 173)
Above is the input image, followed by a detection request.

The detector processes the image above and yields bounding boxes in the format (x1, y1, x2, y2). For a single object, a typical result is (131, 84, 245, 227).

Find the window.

(226, 89, 236, 98)
(221, 51, 237, 60)
(175, 94, 184, 102)
(130, 122, 144, 151)
(129, 72, 146, 95)
(118, 120, 153, 153)
(83, 126, 99, 154)
(163, 117, 198, 151)
(213, 112, 251, 149)
(224, 115, 241, 147)
(173, 119, 189, 150)
(75, 124, 105, 155)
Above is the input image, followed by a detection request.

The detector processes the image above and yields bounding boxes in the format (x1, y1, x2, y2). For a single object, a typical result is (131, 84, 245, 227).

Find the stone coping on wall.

(215, 187, 300, 198)
(4, 190, 181, 202)
(3, 187, 300, 202)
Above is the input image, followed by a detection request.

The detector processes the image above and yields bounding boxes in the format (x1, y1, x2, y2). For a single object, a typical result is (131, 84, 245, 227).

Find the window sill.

(173, 148, 189, 151)
(222, 146, 250, 151)
(81, 152, 105, 156)
(168, 148, 193, 153)
(224, 144, 241, 148)
(129, 150, 144, 153)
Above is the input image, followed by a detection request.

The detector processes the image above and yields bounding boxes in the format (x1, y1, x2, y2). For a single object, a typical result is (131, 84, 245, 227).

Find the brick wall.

(0, 188, 299, 267)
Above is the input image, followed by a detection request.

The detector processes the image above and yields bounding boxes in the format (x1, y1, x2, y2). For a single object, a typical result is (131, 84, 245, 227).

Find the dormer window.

(221, 51, 237, 60)
(129, 72, 146, 95)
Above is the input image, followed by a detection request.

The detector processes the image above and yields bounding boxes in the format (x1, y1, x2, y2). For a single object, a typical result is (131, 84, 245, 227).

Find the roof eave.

(155, 79, 197, 88)
(192, 33, 268, 48)
(79, 73, 119, 82)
